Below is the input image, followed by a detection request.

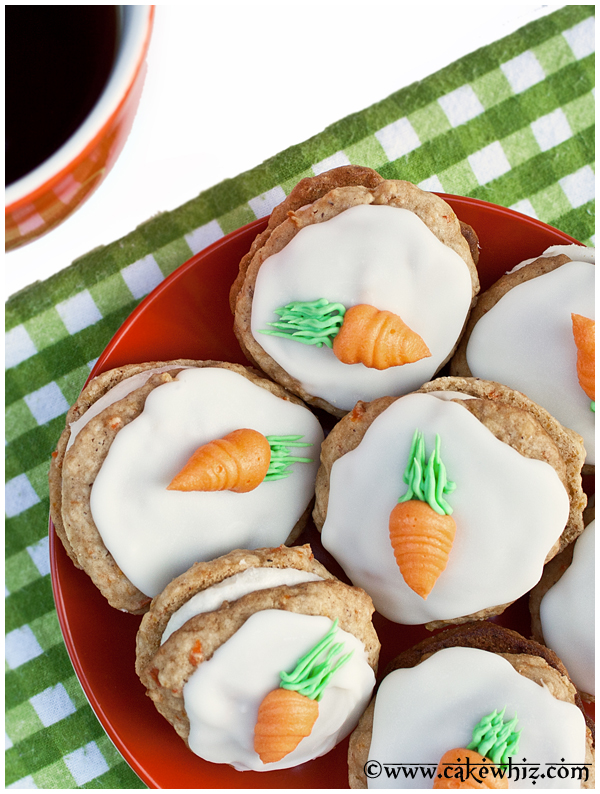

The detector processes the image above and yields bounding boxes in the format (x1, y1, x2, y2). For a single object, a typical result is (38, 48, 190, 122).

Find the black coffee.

(6, 5, 119, 186)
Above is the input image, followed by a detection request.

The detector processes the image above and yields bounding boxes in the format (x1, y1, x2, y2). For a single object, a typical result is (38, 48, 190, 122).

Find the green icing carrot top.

(398, 429, 456, 515)
(278, 618, 353, 700)
(467, 708, 521, 767)
(264, 435, 313, 481)
(260, 298, 346, 348)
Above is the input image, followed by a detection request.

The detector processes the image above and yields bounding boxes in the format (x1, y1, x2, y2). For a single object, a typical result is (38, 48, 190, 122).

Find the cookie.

(348, 622, 594, 789)
(451, 245, 595, 471)
(50, 361, 324, 613)
(315, 376, 586, 628)
(530, 519, 595, 702)
(231, 165, 480, 416)
(136, 545, 380, 771)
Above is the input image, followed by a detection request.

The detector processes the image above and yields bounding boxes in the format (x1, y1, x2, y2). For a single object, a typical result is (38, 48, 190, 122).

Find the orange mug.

(5, 6, 154, 252)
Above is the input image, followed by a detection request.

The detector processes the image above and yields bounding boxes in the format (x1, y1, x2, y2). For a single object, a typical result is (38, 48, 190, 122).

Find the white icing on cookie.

(184, 610, 375, 771)
(321, 393, 570, 624)
(509, 246, 595, 272)
(90, 367, 324, 597)
(66, 365, 182, 451)
(466, 261, 595, 465)
(251, 204, 474, 411)
(540, 521, 595, 697)
(542, 245, 595, 264)
(367, 646, 588, 789)
(162, 567, 324, 644)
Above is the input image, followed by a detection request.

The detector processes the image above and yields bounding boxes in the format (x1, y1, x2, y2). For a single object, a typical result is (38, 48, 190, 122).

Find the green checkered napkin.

(5, 6, 595, 788)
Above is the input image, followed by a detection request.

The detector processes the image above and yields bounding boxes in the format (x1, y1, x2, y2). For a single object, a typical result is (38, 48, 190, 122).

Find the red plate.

(50, 196, 592, 788)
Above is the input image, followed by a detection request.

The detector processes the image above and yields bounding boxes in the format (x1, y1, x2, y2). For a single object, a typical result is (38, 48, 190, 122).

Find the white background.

(5, 3, 558, 300)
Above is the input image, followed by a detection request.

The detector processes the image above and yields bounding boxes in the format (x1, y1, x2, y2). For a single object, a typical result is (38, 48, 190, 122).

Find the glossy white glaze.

(367, 646, 588, 789)
(321, 392, 569, 624)
(251, 204, 473, 410)
(466, 261, 595, 465)
(90, 367, 324, 596)
(184, 610, 375, 771)
(540, 521, 595, 697)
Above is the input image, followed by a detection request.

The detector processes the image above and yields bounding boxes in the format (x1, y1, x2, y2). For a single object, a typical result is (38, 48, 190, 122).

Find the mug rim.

(5, 5, 154, 211)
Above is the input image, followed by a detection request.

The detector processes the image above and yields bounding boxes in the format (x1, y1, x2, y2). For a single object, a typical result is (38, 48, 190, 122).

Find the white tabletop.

(5, 3, 557, 301)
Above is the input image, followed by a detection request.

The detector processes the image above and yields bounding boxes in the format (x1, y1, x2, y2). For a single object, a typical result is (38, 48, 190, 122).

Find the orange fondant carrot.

(572, 313, 595, 401)
(332, 304, 431, 370)
(389, 499, 456, 599)
(167, 428, 271, 493)
(253, 688, 319, 764)
(433, 748, 508, 789)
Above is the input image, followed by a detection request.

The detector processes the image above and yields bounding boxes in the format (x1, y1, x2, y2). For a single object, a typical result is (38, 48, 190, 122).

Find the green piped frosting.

(591, 401, 595, 413)
(398, 429, 456, 516)
(467, 708, 521, 767)
(259, 298, 346, 348)
(279, 618, 353, 701)
(264, 435, 312, 481)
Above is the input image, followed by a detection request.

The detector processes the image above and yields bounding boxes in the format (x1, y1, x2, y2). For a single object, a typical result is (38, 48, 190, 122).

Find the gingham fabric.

(5, 6, 595, 789)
